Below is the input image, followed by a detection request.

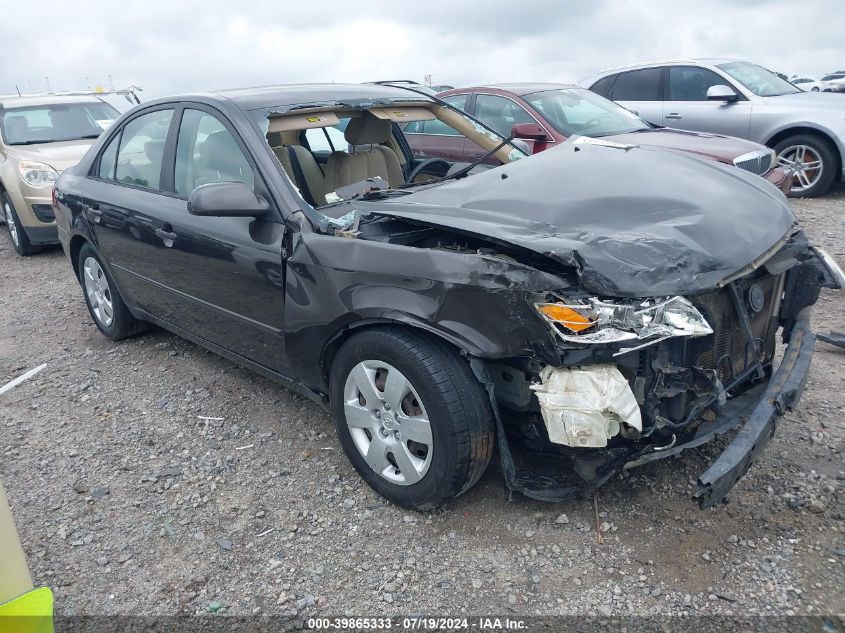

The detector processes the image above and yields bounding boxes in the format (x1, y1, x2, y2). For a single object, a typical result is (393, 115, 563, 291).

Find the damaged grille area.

(691, 272, 783, 384)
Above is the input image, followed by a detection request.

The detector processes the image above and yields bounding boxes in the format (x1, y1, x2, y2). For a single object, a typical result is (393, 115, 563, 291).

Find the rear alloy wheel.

(3, 194, 40, 256)
(77, 243, 147, 340)
(330, 328, 495, 509)
(774, 134, 837, 198)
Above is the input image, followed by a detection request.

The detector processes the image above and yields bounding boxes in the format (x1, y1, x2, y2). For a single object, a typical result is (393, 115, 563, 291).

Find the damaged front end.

(472, 232, 840, 508)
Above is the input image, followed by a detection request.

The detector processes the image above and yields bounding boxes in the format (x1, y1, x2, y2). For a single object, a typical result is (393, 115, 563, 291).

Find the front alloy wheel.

(4, 200, 20, 249)
(330, 328, 495, 509)
(343, 360, 434, 485)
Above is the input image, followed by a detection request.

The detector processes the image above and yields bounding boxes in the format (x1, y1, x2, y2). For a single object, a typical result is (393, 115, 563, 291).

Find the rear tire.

(330, 328, 495, 509)
(77, 242, 146, 340)
(3, 193, 41, 256)
(774, 134, 837, 198)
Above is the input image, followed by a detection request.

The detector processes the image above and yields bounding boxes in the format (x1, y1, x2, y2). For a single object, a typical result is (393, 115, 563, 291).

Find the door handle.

(665, 113, 683, 120)
(155, 226, 177, 247)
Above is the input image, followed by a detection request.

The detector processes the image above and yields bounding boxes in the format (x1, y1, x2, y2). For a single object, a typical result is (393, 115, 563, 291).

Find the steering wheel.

(407, 158, 453, 183)
(578, 117, 604, 133)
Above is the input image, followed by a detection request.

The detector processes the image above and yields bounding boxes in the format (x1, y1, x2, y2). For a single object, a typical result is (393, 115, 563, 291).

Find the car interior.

(264, 103, 519, 207)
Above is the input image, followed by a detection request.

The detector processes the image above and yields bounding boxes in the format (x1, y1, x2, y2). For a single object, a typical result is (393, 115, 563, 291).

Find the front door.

(661, 66, 753, 138)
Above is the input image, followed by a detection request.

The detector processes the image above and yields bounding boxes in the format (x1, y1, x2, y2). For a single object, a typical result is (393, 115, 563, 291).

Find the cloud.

(0, 0, 841, 101)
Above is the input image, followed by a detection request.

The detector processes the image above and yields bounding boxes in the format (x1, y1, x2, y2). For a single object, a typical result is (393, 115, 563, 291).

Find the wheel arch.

(68, 233, 91, 282)
(319, 317, 482, 391)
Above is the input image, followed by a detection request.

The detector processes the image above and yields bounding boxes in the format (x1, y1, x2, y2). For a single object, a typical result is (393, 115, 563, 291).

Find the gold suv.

(0, 94, 121, 255)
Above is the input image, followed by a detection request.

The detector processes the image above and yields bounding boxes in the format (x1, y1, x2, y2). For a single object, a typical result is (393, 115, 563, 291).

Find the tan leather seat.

(267, 132, 327, 206)
(325, 114, 404, 192)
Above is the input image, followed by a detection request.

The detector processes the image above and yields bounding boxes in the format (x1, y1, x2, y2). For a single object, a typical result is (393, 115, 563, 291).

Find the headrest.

(266, 131, 283, 147)
(144, 139, 165, 162)
(344, 113, 391, 145)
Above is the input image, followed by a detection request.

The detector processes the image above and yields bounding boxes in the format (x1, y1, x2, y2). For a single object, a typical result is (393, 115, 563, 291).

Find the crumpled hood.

(359, 139, 796, 297)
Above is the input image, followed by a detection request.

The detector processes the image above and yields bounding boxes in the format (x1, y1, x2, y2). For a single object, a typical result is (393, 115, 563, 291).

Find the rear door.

(662, 65, 752, 137)
(606, 67, 664, 125)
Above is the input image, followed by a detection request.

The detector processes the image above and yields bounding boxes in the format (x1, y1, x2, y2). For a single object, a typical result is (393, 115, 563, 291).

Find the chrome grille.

(733, 149, 774, 176)
(691, 273, 782, 384)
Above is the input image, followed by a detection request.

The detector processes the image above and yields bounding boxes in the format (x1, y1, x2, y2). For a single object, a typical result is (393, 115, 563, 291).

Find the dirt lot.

(1, 189, 843, 619)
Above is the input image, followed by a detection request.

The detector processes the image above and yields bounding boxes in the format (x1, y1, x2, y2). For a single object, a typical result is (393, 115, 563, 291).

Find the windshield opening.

(523, 87, 650, 137)
(1, 102, 119, 145)
(716, 62, 801, 97)
(258, 100, 528, 212)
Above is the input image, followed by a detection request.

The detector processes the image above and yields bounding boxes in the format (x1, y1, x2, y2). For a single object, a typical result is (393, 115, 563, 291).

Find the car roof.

(0, 94, 105, 109)
(593, 58, 739, 74)
(180, 83, 434, 111)
(456, 82, 580, 97)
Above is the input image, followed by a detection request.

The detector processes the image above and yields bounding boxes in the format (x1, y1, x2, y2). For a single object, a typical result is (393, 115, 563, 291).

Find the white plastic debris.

(530, 365, 642, 448)
(0, 363, 47, 397)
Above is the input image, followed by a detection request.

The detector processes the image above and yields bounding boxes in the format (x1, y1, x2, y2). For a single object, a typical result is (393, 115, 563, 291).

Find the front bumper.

(5, 188, 59, 245)
(485, 307, 815, 507)
(693, 307, 814, 507)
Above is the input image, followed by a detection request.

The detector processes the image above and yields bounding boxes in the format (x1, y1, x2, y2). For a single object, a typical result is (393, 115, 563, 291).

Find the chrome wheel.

(83, 256, 114, 328)
(777, 144, 824, 193)
(4, 201, 19, 248)
(342, 360, 433, 486)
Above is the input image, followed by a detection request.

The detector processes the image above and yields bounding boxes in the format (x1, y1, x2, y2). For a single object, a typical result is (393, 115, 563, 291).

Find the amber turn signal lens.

(537, 304, 594, 332)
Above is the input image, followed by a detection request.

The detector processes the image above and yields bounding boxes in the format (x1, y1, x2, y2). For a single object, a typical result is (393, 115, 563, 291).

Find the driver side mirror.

(706, 85, 739, 102)
(188, 182, 269, 217)
(510, 122, 553, 142)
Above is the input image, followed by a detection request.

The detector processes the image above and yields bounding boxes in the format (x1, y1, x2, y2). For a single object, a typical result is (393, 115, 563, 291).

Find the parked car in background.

(0, 91, 132, 254)
(580, 59, 845, 197)
(409, 83, 790, 193)
(791, 76, 822, 91)
(819, 73, 845, 92)
(53, 83, 843, 510)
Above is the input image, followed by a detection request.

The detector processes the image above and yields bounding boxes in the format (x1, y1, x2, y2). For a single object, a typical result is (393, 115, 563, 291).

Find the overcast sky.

(1, 0, 843, 103)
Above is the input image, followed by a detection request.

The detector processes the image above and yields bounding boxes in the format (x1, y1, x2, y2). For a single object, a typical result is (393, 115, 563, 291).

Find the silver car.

(580, 59, 845, 197)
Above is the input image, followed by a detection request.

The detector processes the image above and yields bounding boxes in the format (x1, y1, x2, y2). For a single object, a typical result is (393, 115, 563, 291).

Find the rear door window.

(590, 75, 615, 98)
(114, 109, 174, 190)
(610, 68, 662, 101)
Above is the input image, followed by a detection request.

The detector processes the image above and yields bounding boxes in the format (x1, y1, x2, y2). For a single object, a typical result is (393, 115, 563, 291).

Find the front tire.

(774, 134, 837, 198)
(330, 328, 495, 509)
(77, 242, 146, 340)
(3, 193, 41, 256)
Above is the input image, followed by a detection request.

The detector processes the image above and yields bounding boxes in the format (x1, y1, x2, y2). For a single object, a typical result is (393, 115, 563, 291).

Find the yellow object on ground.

(0, 586, 54, 633)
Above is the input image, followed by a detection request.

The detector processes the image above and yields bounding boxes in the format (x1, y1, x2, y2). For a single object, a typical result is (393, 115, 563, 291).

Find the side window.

(114, 109, 174, 189)
(610, 68, 662, 101)
(590, 75, 615, 98)
(97, 133, 120, 180)
(474, 94, 534, 137)
(668, 66, 732, 101)
(174, 109, 254, 196)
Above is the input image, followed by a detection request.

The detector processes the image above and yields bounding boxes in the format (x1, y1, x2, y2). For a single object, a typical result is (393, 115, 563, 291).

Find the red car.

(404, 83, 791, 193)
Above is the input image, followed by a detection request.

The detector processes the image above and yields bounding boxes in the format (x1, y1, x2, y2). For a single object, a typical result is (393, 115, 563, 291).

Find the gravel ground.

(0, 188, 843, 620)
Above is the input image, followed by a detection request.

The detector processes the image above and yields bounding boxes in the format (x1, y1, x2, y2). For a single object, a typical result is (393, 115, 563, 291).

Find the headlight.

(18, 161, 58, 187)
(535, 295, 713, 352)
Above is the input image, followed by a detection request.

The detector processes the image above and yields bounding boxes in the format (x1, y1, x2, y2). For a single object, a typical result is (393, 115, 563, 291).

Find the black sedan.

(53, 83, 843, 509)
